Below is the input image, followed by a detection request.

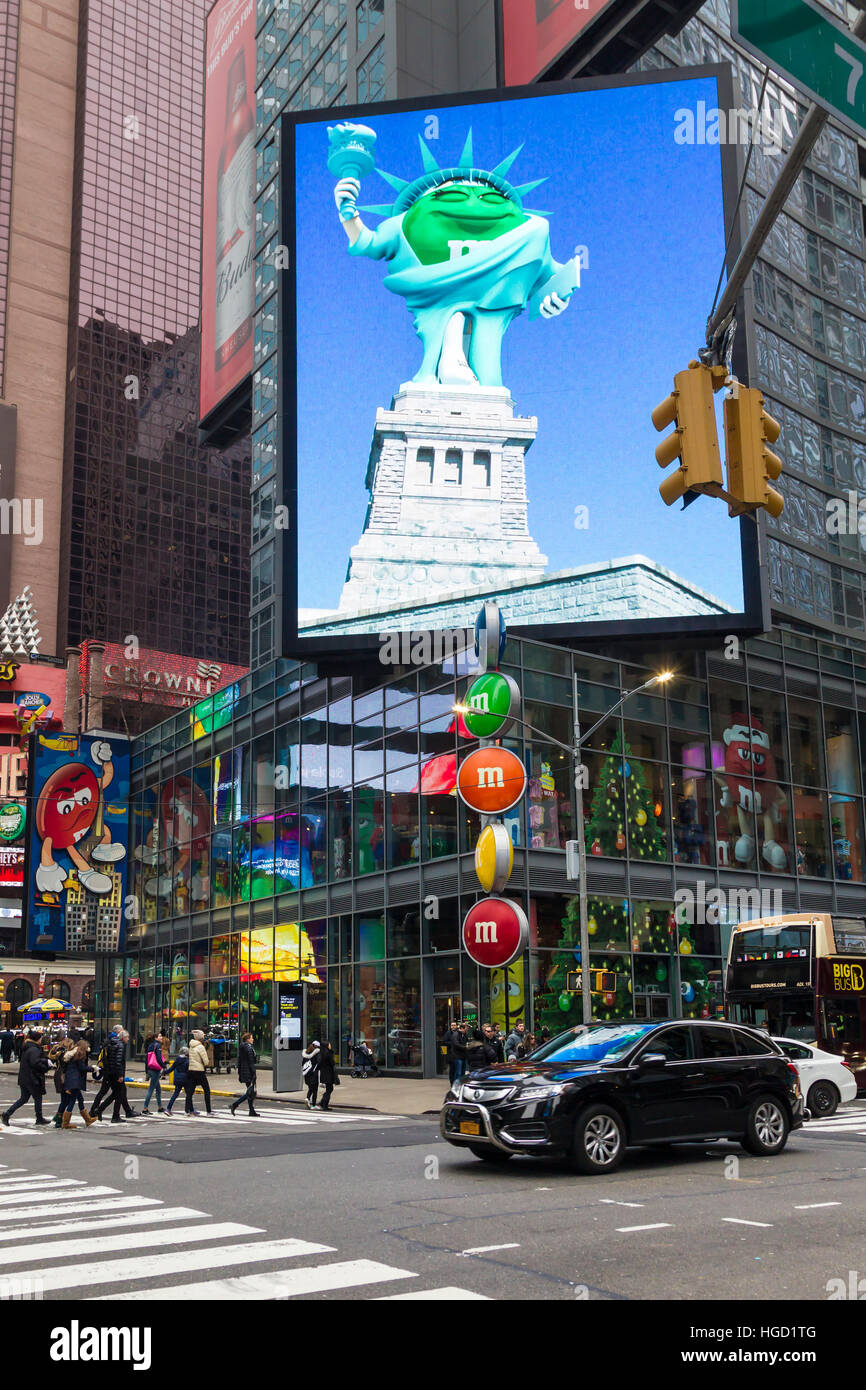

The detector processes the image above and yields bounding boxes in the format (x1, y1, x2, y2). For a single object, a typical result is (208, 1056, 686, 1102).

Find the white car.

(772, 1037, 857, 1116)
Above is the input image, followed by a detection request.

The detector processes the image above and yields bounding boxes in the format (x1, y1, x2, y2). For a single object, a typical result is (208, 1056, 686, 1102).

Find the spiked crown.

(360, 129, 550, 219)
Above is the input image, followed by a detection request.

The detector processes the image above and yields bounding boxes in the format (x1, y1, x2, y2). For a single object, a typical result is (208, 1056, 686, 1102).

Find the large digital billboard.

(26, 733, 130, 954)
(499, 0, 613, 85)
(281, 69, 759, 657)
(199, 0, 256, 428)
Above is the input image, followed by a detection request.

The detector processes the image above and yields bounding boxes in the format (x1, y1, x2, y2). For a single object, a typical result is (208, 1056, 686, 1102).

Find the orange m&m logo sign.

(456, 747, 526, 815)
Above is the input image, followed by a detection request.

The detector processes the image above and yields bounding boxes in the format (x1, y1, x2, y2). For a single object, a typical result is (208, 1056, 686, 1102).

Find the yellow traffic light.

(652, 360, 726, 506)
(723, 384, 784, 518)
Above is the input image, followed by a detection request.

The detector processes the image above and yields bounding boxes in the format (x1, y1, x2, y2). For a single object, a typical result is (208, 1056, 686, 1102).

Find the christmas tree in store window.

(535, 896, 633, 1034)
(586, 730, 665, 862)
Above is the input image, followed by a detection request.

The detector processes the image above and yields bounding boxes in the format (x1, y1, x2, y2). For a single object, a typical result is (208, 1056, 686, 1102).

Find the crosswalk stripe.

(0, 1173, 59, 1185)
(0, 1179, 84, 1194)
(23, 1237, 336, 1293)
(0, 1186, 119, 1209)
(0, 1169, 27, 1176)
(216, 1114, 315, 1127)
(93, 1258, 417, 1301)
(801, 1120, 866, 1132)
(377, 1287, 490, 1300)
(0, 1221, 262, 1266)
(0, 1207, 210, 1243)
(0, 1197, 162, 1223)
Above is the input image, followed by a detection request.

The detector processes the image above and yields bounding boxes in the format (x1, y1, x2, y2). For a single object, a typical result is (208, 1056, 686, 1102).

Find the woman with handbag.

(316, 1041, 339, 1111)
(230, 1033, 259, 1116)
(141, 1033, 168, 1114)
(301, 1039, 320, 1109)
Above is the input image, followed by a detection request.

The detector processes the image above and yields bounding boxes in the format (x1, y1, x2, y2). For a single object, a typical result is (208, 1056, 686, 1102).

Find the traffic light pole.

(573, 673, 591, 1026)
(705, 9, 866, 363)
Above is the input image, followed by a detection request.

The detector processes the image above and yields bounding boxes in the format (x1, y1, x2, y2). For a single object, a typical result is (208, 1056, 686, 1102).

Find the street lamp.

(453, 668, 675, 1028)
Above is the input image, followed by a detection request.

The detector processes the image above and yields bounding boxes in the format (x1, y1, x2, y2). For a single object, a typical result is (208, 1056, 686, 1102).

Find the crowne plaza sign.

(91, 642, 248, 710)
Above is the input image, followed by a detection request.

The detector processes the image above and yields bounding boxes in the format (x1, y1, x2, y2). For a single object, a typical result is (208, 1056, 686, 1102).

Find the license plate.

(459, 1120, 480, 1135)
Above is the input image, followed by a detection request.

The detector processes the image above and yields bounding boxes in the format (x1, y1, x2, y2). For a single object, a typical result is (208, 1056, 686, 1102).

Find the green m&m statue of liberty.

(327, 121, 580, 389)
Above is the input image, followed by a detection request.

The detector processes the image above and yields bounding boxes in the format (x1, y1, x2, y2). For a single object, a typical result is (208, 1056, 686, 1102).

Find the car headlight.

(519, 1084, 565, 1101)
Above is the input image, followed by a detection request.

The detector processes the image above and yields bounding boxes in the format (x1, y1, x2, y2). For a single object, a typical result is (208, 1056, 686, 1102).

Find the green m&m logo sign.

(0, 803, 25, 841)
(463, 672, 521, 739)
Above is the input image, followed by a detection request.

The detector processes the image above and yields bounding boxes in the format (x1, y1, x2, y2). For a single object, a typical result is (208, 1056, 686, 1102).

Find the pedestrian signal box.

(566, 970, 616, 993)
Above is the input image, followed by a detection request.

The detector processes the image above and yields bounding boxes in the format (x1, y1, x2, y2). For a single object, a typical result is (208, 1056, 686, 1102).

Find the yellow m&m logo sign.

(475, 823, 514, 894)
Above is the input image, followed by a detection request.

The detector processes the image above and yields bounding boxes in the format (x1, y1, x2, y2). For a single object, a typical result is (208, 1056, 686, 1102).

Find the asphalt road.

(1, 1081, 864, 1303)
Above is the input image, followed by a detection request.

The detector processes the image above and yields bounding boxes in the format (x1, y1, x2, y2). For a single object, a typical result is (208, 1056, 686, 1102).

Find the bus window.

(780, 1005, 816, 1042)
(822, 998, 863, 1046)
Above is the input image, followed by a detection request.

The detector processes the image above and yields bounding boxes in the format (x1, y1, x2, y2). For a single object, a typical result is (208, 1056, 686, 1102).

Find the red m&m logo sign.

(462, 897, 529, 968)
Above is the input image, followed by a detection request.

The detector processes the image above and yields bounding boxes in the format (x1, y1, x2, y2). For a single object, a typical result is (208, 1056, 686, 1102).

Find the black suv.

(441, 1019, 807, 1174)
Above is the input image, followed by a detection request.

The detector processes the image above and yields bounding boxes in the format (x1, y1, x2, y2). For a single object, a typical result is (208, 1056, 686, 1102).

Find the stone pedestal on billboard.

(338, 383, 548, 614)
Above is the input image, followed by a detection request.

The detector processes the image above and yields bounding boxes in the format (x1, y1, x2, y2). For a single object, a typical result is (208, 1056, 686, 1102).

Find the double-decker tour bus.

(726, 913, 866, 1091)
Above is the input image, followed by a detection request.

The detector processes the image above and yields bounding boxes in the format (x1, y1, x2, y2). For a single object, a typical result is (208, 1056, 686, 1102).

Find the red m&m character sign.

(462, 897, 529, 969)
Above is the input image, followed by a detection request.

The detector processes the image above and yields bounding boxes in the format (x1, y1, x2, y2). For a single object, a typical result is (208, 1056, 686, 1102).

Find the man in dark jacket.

(229, 1033, 259, 1117)
(480, 1023, 504, 1066)
(504, 1021, 526, 1060)
(1, 1031, 51, 1125)
(0, 1027, 13, 1063)
(93, 1028, 136, 1123)
(443, 1021, 467, 1087)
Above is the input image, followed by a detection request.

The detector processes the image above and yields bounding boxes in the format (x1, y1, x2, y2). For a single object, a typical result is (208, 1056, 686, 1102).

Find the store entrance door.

(433, 993, 460, 1076)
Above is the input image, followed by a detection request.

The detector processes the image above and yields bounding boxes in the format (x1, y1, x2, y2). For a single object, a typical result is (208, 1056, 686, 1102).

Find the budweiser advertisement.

(200, 0, 256, 425)
(500, 0, 612, 85)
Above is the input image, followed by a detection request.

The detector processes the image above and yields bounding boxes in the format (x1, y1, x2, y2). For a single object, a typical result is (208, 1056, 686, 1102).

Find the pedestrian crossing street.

(0, 1162, 489, 1301)
(0, 1104, 409, 1137)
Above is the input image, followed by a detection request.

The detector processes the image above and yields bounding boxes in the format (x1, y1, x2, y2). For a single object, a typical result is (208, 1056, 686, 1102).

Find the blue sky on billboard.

(293, 73, 740, 623)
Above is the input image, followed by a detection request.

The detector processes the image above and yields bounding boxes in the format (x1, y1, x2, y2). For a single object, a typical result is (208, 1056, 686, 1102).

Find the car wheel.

(741, 1096, 789, 1156)
(467, 1144, 512, 1163)
(570, 1104, 626, 1174)
(807, 1080, 839, 1117)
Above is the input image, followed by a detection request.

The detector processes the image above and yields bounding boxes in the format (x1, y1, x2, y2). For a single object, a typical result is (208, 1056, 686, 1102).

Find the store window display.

(527, 746, 572, 848)
(792, 789, 831, 876)
(712, 710, 787, 871)
(671, 765, 714, 865)
(584, 731, 666, 862)
(354, 783, 385, 874)
(386, 959, 421, 1069)
(787, 697, 826, 787)
(356, 962, 386, 1064)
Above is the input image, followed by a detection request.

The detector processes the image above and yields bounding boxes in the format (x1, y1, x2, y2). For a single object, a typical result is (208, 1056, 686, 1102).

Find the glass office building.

(635, 0, 866, 638)
(58, 0, 250, 662)
(98, 626, 866, 1074)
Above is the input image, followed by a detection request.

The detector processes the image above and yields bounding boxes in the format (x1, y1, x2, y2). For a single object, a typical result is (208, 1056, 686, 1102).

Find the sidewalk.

(0, 1060, 447, 1118)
